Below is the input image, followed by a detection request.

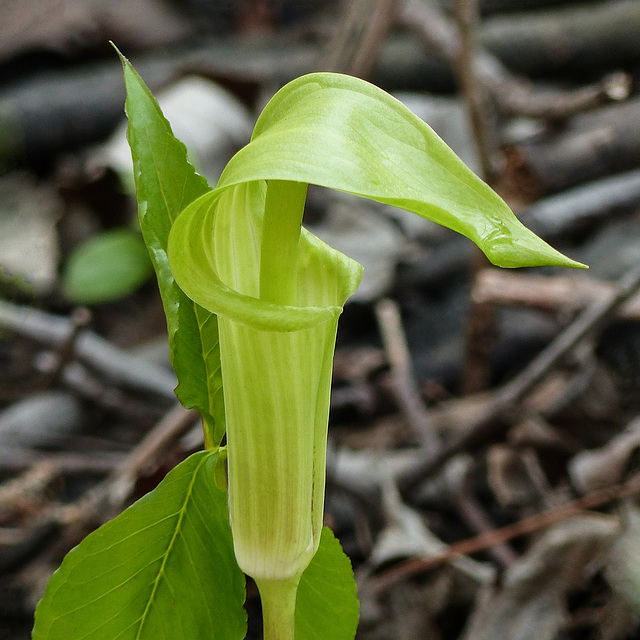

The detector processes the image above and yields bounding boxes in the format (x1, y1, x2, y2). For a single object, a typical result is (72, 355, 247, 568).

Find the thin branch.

(524, 168, 640, 237)
(453, 0, 496, 180)
(0, 300, 176, 399)
(375, 298, 440, 454)
(321, 0, 397, 77)
(349, 0, 398, 78)
(473, 270, 640, 321)
(101, 403, 201, 510)
(491, 261, 640, 415)
(445, 456, 519, 568)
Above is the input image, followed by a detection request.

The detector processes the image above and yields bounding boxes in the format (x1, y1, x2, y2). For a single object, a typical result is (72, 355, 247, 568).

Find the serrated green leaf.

(296, 527, 359, 640)
(32, 451, 247, 640)
(62, 229, 153, 304)
(120, 51, 225, 447)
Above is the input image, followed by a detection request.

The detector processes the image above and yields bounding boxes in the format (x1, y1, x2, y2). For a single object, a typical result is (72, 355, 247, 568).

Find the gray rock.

(0, 390, 85, 449)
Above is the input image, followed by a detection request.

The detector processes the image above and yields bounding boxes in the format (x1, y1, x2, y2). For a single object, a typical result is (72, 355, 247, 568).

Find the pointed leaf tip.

(296, 527, 359, 640)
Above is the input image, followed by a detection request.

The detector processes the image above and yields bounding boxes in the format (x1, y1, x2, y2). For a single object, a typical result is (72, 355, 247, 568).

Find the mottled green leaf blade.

(121, 53, 225, 446)
(296, 527, 359, 640)
(32, 451, 247, 640)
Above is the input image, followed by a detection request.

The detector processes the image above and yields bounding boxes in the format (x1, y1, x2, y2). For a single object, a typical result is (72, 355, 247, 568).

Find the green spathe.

(170, 178, 362, 640)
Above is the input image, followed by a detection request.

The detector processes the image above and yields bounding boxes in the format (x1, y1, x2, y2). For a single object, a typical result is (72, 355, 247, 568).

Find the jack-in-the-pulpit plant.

(32, 54, 585, 640)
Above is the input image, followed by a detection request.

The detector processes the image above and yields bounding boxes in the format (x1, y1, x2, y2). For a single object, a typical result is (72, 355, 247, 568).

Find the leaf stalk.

(255, 576, 300, 640)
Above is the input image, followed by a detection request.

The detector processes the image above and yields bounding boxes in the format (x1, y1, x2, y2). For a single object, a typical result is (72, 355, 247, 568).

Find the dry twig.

(473, 270, 640, 321)
(77, 403, 200, 518)
(375, 298, 440, 454)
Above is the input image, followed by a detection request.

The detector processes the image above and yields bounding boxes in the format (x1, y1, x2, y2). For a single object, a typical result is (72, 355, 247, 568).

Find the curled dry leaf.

(369, 475, 495, 585)
(486, 444, 540, 509)
(605, 502, 640, 614)
(569, 416, 640, 493)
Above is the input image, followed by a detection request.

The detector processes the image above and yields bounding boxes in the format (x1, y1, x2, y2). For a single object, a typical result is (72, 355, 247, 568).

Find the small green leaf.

(296, 527, 359, 640)
(120, 51, 225, 447)
(62, 229, 153, 304)
(32, 451, 247, 640)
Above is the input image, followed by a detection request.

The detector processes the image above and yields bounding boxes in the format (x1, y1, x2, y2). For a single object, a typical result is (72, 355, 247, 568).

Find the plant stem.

(255, 575, 301, 640)
(259, 180, 308, 305)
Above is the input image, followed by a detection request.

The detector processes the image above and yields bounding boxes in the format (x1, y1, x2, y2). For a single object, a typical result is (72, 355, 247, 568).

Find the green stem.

(255, 575, 300, 640)
(259, 180, 308, 305)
